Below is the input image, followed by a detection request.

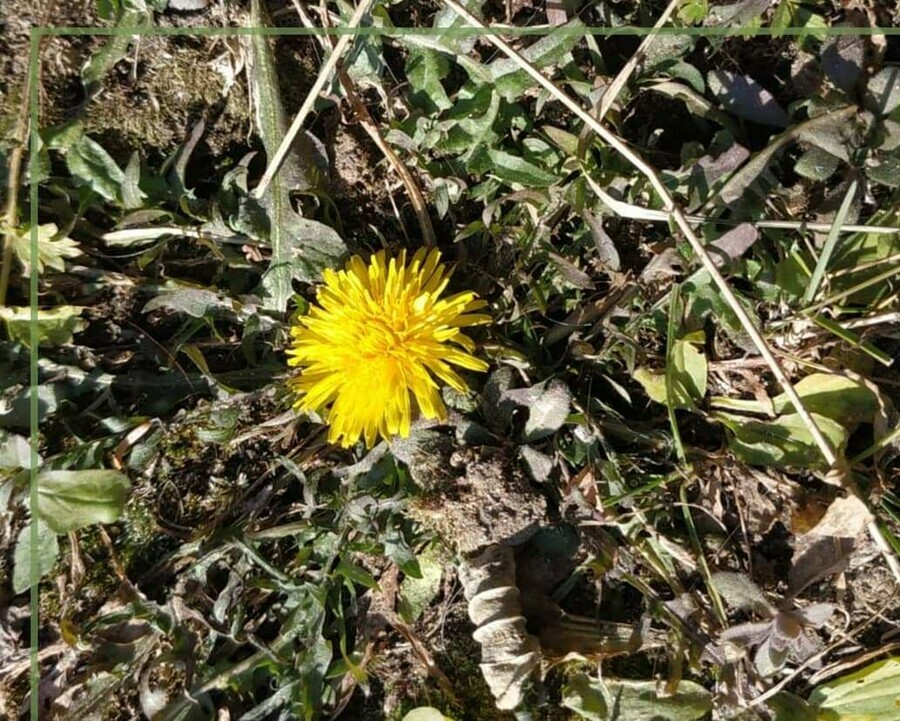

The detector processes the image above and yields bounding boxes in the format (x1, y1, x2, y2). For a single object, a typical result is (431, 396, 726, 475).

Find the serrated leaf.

(258, 216, 347, 309)
(82, 3, 152, 92)
(36, 469, 130, 533)
(406, 48, 452, 113)
(486, 148, 558, 187)
(708, 70, 789, 127)
(143, 289, 234, 320)
(0, 306, 87, 348)
(383, 529, 421, 578)
(486, 19, 584, 102)
(437, 88, 501, 161)
(809, 657, 900, 721)
(248, 0, 340, 313)
(12, 520, 59, 595)
(706, 0, 770, 27)
(716, 412, 847, 469)
(677, 0, 709, 25)
(10, 222, 82, 275)
(66, 135, 126, 202)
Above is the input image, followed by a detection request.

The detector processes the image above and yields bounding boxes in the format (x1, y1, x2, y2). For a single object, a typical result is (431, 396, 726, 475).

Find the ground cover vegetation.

(1, 0, 900, 719)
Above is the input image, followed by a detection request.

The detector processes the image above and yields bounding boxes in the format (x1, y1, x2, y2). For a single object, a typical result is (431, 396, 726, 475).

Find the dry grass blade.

(253, 0, 377, 199)
(587, 177, 899, 236)
(440, 0, 900, 584)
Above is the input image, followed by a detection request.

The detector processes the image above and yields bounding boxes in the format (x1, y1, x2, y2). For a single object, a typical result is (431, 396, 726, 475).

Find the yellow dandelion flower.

(287, 248, 491, 448)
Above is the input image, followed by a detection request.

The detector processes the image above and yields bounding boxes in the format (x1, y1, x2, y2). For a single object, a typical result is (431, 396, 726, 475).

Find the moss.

(82, 38, 250, 167)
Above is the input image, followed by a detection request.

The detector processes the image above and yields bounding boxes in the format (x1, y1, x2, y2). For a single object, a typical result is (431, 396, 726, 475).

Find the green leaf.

(66, 135, 126, 202)
(486, 19, 584, 102)
(769, 692, 818, 721)
(0, 430, 32, 469)
(563, 674, 712, 721)
(486, 148, 558, 187)
(0, 306, 87, 347)
(121, 151, 148, 210)
(249, 0, 339, 313)
(716, 411, 847, 469)
(708, 70, 788, 127)
(795, 147, 841, 181)
(562, 673, 608, 720)
(865, 67, 900, 118)
(772, 374, 878, 425)
(12, 520, 59, 595)
(809, 657, 900, 721)
(406, 48, 452, 113)
(677, 0, 709, 24)
(501, 379, 573, 442)
(335, 559, 379, 590)
(635, 338, 707, 410)
(398, 547, 444, 623)
(9, 222, 82, 275)
(82, 4, 152, 92)
(402, 709, 455, 721)
(383, 529, 421, 578)
(437, 87, 501, 162)
(36, 469, 130, 533)
(143, 289, 234, 320)
(866, 149, 900, 188)
(257, 215, 347, 312)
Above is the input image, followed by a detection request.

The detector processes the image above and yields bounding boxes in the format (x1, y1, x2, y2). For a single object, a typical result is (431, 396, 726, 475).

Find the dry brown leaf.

(788, 495, 873, 595)
(806, 495, 873, 539)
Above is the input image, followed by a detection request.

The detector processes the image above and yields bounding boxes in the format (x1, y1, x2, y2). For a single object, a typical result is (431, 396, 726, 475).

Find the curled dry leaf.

(789, 495, 873, 596)
(458, 545, 541, 711)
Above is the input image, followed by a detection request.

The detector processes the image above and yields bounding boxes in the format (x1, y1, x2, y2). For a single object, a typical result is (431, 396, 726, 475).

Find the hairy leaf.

(37, 469, 131, 533)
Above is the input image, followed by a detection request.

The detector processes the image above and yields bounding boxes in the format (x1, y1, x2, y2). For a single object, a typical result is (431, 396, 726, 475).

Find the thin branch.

(252, 0, 376, 199)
